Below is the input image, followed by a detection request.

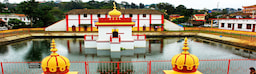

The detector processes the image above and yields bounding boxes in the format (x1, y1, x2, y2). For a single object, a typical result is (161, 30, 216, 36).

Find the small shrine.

(84, 2, 146, 58)
(41, 39, 78, 74)
(163, 37, 202, 74)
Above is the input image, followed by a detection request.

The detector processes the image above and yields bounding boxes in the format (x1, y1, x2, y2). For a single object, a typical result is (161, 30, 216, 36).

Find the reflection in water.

(11, 41, 28, 51)
(0, 37, 255, 74)
(25, 40, 51, 61)
(194, 38, 256, 59)
(177, 39, 184, 43)
(0, 45, 8, 54)
(0, 38, 255, 62)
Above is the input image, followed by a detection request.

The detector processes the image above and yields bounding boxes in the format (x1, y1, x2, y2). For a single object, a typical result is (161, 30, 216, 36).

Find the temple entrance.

(72, 25, 76, 32)
(143, 25, 146, 31)
(84, 26, 87, 31)
(112, 30, 118, 37)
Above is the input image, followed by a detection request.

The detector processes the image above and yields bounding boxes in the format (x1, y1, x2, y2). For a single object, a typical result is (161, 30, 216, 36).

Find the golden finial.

(113, 2, 116, 9)
(50, 39, 58, 56)
(182, 37, 189, 54)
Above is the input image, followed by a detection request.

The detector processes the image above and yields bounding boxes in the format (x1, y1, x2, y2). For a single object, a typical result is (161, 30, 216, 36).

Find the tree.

(156, 3, 175, 15)
(49, 7, 64, 21)
(222, 9, 228, 14)
(175, 5, 186, 13)
(0, 3, 9, 13)
(131, 2, 137, 9)
(172, 18, 186, 24)
(36, 5, 55, 27)
(175, 5, 187, 15)
(17, 0, 39, 27)
(122, 1, 130, 9)
(8, 18, 26, 29)
(149, 4, 157, 9)
(139, 3, 144, 9)
(17, 0, 55, 28)
(0, 3, 5, 13)
(0, 20, 5, 27)
(99, 1, 114, 9)
(185, 9, 194, 16)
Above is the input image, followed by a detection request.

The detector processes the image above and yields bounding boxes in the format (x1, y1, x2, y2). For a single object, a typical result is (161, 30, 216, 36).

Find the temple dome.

(171, 37, 199, 72)
(41, 39, 70, 74)
(108, 2, 121, 17)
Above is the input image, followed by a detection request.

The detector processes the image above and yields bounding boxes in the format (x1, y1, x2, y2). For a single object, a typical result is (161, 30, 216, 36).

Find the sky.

(3, 0, 256, 9)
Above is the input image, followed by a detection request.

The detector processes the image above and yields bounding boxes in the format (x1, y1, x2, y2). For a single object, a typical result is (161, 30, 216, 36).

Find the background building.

(46, 9, 165, 31)
(169, 14, 184, 21)
(243, 5, 256, 18)
(211, 18, 256, 32)
(0, 14, 30, 25)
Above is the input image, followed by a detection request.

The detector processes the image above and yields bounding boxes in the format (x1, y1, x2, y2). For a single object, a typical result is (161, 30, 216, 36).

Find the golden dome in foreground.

(171, 37, 199, 72)
(41, 39, 70, 74)
(108, 2, 121, 17)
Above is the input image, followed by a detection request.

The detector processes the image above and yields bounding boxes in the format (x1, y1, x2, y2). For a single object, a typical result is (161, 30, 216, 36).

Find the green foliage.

(164, 14, 169, 20)
(17, 0, 55, 28)
(120, 47, 126, 51)
(0, 20, 5, 27)
(8, 18, 27, 29)
(0, 3, 11, 13)
(155, 3, 193, 22)
(131, 2, 138, 9)
(17, 0, 39, 27)
(139, 3, 144, 9)
(0, 3, 4, 13)
(49, 7, 64, 21)
(175, 5, 186, 14)
(171, 17, 188, 24)
(36, 5, 55, 27)
(99, 5, 113, 9)
(62, 1, 84, 11)
(222, 9, 228, 14)
(157, 3, 175, 14)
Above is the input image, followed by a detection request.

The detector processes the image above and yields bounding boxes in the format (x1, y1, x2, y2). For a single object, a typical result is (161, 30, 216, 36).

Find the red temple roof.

(95, 17, 135, 26)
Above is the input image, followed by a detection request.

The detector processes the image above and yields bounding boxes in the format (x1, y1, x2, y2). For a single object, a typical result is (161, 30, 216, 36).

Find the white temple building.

(84, 2, 146, 58)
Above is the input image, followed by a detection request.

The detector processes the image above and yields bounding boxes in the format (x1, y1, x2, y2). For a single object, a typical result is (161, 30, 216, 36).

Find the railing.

(0, 28, 45, 38)
(1, 59, 255, 74)
(133, 34, 146, 40)
(84, 35, 98, 41)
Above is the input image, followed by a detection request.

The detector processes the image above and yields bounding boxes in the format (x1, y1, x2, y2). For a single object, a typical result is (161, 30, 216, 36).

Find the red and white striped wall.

(65, 14, 164, 31)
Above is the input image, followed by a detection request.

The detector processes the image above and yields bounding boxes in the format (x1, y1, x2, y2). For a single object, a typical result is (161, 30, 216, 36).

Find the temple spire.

(113, 2, 116, 9)
(50, 39, 58, 56)
(182, 37, 189, 54)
